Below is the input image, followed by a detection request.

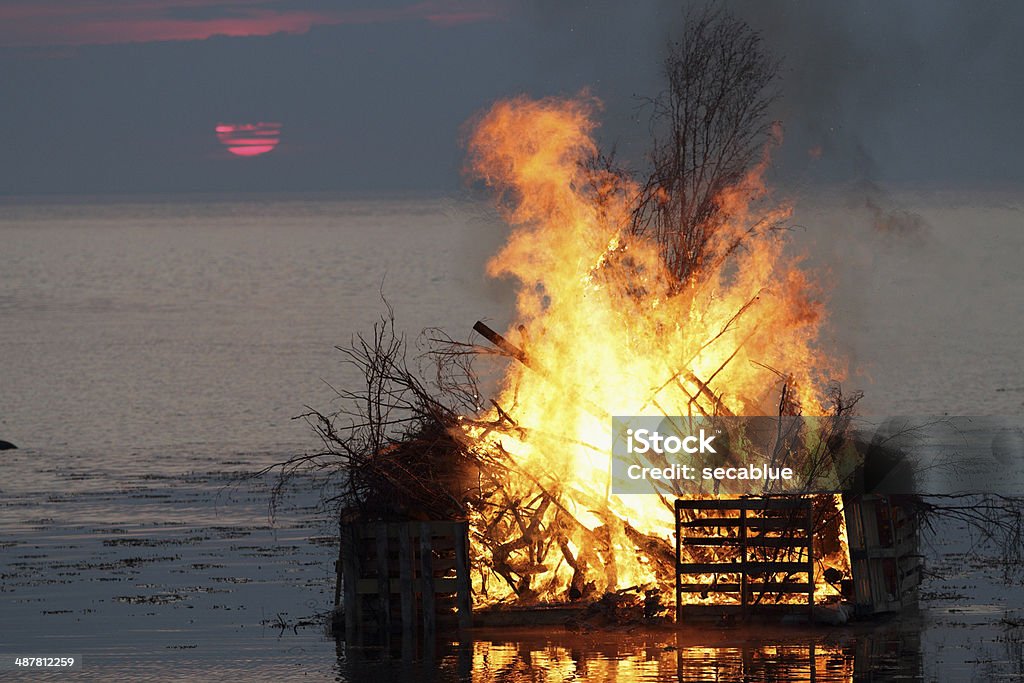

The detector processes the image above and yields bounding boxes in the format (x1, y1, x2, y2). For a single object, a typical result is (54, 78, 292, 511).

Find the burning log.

(472, 320, 528, 366)
(472, 320, 610, 421)
(622, 522, 677, 580)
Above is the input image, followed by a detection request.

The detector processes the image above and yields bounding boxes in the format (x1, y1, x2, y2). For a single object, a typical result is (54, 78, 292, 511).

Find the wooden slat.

(682, 536, 809, 548)
(677, 561, 811, 574)
(355, 577, 460, 594)
(747, 519, 813, 531)
(677, 603, 814, 616)
(678, 582, 813, 593)
(453, 524, 472, 630)
(675, 498, 812, 511)
(432, 557, 459, 572)
(677, 563, 743, 574)
(679, 517, 810, 530)
(807, 503, 815, 611)
(682, 536, 740, 546)
(675, 495, 682, 624)
(341, 524, 360, 640)
(679, 518, 740, 528)
(398, 524, 414, 640)
(419, 522, 436, 637)
(740, 506, 747, 614)
(375, 522, 391, 639)
(333, 549, 344, 608)
(349, 521, 462, 542)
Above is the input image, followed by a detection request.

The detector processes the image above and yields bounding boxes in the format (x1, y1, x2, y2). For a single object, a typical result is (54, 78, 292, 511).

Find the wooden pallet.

(842, 494, 921, 615)
(674, 497, 815, 621)
(336, 520, 472, 640)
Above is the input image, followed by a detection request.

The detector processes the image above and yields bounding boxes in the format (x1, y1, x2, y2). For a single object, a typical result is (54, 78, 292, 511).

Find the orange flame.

(462, 95, 846, 606)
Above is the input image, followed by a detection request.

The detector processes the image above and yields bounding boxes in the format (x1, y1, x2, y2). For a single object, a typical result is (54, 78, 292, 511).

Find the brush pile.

(276, 300, 873, 608)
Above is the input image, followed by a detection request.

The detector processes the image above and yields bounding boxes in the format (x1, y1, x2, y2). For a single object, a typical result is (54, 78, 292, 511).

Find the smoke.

(507, 2, 1023, 193)
(514, 1, 1022, 239)
(864, 195, 929, 238)
(727, 1, 1024, 193)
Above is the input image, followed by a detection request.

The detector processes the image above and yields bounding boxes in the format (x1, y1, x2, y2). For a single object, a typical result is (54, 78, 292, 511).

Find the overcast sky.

(1, 0, 1022, 196)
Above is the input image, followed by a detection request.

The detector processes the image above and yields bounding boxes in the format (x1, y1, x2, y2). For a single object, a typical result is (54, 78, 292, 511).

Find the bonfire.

(268, 11, 1024, 633)
(289, 94, 874, 619)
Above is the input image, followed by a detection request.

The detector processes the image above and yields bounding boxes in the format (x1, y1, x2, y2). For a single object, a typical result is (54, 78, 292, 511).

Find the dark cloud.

(726, 1, 1024, 188)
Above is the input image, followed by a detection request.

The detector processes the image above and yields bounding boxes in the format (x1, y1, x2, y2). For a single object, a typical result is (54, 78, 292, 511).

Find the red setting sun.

(215, 122, 282, 157)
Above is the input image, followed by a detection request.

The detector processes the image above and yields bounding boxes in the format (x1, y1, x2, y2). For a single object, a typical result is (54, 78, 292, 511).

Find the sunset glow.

(215, 122, 281, 157)
(0, 1, 506, 48)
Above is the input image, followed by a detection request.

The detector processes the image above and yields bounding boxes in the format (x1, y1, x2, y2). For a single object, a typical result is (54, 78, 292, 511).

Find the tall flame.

(462, 95, 844, 605)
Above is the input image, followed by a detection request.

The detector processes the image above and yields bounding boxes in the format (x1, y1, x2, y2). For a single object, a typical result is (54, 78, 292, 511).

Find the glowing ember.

(458, 95, 849, 606)
(215, 122, 282, 157)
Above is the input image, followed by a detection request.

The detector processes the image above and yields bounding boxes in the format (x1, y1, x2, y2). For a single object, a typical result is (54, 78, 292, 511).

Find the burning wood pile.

(275, 12, 1024, 631)
(295, 95, 886, 619)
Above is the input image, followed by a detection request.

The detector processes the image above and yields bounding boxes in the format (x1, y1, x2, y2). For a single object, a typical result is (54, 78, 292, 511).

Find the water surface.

(1, 194, 1022, 680)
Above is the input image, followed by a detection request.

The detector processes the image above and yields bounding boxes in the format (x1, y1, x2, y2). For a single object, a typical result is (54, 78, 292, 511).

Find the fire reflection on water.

(336, 622, 922, 682)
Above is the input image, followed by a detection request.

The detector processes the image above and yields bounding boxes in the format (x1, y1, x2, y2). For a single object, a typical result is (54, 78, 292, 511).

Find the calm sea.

(0, 194, 1022, 681)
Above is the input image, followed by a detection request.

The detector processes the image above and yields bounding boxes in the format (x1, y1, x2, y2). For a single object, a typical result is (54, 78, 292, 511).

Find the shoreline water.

(1, 195, 1021, 680)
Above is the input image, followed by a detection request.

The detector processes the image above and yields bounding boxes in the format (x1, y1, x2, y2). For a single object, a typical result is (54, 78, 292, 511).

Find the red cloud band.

(0, 1, 505, 47)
